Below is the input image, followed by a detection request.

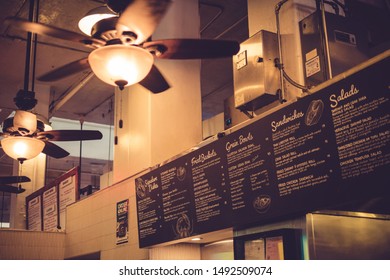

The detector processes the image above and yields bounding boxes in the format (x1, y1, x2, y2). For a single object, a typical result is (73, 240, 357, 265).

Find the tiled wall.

(64, 178, 148, 260)
(0, 229, 65, 260)
(149, 244, 201, 260)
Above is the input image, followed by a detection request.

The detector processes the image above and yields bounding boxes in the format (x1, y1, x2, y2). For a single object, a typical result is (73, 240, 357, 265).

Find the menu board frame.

(136, 55, 389, 248)
(26, 166, 79, 231)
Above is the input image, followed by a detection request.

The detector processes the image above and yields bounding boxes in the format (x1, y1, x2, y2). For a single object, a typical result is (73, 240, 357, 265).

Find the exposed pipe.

(30, 0, 40, 92)
(201, 80, 232, 100)
(23, 0, 35, 91)
(274, 0, 310, 97)
(275, 0, 288, 102)
(49, 71, 95, 116)
(214, 15, 247, 39)
(318, 0, 333, 79)
(199, 1, 224, 34)
(81, 94, 114, 117)
(1, 34, 90, 54)
(78, 118, 84, 193)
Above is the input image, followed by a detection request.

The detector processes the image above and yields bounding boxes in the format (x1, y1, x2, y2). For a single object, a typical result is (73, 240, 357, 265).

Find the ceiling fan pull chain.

(0, 192, 4, 228)
(114, 93, 119, 145)
(18, 161, 23, 190)
(119, 92, 123, 129)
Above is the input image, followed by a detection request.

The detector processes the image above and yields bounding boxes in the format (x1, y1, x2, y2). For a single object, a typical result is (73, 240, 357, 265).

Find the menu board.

(43, 186, 58, 232)
(224, 124, 278, 226)
(26, 167, 79, 231)
(135, 171, 164, 246)
(190, 145, 231, 233)
(329, 67, 390, 197)
(136, 56, 389, 248)
(59, 175, 77, 230)
(27, 196, 41, 231)
(136, 146, 232, 247)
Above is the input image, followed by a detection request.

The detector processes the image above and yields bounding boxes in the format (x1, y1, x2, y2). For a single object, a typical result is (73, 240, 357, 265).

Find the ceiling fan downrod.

(14, 0, 39, 111)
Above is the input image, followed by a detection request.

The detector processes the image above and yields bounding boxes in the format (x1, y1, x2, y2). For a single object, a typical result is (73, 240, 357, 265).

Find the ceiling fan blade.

(116, 0, 172, 44)
(0, 185, 26, 194)
(0, 176, 31, 184)
(42, 142, 70, 159)
(143, 39, 240, 59)
(37, 130, 103, 141)
(37, 58, 90, 81)
(4, 17, 104, 47)
(139, 64, 170, 93)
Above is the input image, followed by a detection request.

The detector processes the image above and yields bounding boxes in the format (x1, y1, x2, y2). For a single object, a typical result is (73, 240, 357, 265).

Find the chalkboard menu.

(136, 55, 389, 248)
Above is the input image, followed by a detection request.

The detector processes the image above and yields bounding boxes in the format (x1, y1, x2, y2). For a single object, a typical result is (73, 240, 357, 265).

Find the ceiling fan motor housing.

(91, 17, 118, 40)
(2, 117, 44, 135)
(105, 0, 132, 14)
(91, 17, 138, 44)
(13, 89, 37, 111)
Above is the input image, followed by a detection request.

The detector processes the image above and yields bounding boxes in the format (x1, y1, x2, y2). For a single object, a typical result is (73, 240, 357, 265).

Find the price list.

(270, 101, 336, 200)
(224, 125, 276, 226)
(160, 158, 195, 240)
(190, 146, 231, 232)
(135, 173, 164, 246)
(42, 186, 58, 231)
(136, 56, 389, 248)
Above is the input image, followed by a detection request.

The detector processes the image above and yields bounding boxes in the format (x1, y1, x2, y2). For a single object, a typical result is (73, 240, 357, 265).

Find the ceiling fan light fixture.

(36, 114, 52, 132)
(88, 45, 154, 89)
(13, 110, 37, 135)
(78, 6, 117, 36)
(1, 136, 45, 162)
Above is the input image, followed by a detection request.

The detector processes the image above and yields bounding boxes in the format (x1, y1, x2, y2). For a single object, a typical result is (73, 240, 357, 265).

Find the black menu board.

(136, 144, 232, 247)
(135, 171, 164, 245)
(136, 56, 389, 248)
(326, 58, 390, 198)
(190, 145, 231, 234)
(224, 124, 277, 226)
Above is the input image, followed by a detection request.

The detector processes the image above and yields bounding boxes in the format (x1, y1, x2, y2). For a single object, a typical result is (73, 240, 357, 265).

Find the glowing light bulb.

(88, 45, 153, 89)
(1, 136, 45, 162)
(13, 140, 28, 158)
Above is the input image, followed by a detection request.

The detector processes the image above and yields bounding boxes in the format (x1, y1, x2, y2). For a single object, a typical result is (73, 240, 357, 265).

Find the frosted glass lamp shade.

(88, 45, 154, 89)
(1, 136, 45, 162)
(78, 6, 116, 36)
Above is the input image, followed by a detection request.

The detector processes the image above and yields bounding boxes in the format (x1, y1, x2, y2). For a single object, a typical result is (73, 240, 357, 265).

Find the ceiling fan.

(0, 175, 30, 194)
(1, 0, 104, 164)
(4, 0, 240, 93)
(0, 91, 103, 162)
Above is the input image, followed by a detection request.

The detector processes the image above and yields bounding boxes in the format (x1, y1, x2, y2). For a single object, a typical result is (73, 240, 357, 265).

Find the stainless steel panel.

(300, 12, 370, 87)
(307, 211, 390, 259)
(233, 30, 280, 110)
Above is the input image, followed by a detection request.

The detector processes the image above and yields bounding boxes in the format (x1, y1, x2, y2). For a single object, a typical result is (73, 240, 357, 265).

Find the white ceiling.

(0, 0, 248, 187)
(0, 0, 248, 124)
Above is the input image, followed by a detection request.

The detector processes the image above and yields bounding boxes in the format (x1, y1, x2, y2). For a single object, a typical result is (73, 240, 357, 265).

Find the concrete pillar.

(112, 0, 203, 259)
(113, 0, 202, 181)
(10, 84, 50, 229)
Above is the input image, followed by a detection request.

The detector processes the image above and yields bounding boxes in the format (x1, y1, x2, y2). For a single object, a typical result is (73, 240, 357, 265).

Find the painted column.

(113, 0, 202, 181)
(112, 0, 202, 259)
